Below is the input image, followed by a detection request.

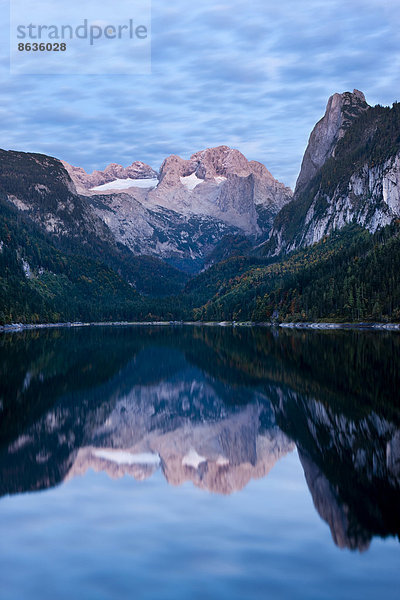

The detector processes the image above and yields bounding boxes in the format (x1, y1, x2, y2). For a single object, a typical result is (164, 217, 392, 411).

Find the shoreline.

(1, 320, 400, 333)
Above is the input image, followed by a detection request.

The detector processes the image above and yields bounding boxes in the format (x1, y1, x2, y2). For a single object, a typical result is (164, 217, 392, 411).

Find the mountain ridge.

(62, 160, 158, 193)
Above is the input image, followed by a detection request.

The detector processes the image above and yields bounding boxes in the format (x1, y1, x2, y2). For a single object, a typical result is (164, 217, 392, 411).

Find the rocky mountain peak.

(266, 94, 400, 257)
(295, 89, 369, 196)
(190, 145, 252, 179)
(157, 154, 197, 187)
(248, 160, 275, 181)
(147, 146, 292, 240)
(157, 145, 256, 187)
(350, 89, 366, 103)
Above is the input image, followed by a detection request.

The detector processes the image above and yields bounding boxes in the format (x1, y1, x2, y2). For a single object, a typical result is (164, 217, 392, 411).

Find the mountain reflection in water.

(1, 325, 399, 553)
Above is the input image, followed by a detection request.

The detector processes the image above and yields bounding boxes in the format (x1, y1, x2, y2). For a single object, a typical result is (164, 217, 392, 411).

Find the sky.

(1, 0, 400, 189)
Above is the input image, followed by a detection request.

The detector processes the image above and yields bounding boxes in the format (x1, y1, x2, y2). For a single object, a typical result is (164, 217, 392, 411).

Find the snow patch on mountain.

(180, 173, 204, 191)
(91, 178, 159, 191)
(182, 448, 207, 469)
(94, 449, 161, 466)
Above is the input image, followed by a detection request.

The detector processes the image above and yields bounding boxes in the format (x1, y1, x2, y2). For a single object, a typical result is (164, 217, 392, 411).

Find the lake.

(0, 325, 399, 599)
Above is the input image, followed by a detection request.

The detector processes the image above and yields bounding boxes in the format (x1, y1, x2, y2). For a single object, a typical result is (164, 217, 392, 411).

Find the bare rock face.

(293, 152, 400, 249)
(63, 160, 158, 192)
(295, 90, 369, 196)
(157, 154, 197, 186)
(249, 160, 294, 219)
(267, 151, 400, 257)
(73, 146, 292, 238)
(191, 145, 252, 178)
(88, 190, 233, 271)
(146, 145, 292, 236)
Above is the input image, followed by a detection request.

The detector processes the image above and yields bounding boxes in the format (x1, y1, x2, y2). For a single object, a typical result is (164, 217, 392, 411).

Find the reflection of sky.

(2, 0, 400, 188)
(1, 455, 400, 600)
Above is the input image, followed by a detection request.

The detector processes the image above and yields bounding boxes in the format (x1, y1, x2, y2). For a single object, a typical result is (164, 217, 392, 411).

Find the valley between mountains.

(1, 89, 400, 324)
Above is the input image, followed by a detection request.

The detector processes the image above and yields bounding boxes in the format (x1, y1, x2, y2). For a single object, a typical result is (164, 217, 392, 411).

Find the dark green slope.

(188, 223, 400, 323)
(0, 195, 168, 323)
(3, 196, 400, 324)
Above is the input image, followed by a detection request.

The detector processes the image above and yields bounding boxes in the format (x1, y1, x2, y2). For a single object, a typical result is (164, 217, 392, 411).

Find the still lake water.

(0, 325, 399, 599)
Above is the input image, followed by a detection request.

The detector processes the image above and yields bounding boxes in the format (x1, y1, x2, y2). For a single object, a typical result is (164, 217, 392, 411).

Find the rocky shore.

(1, 320, 400, 333)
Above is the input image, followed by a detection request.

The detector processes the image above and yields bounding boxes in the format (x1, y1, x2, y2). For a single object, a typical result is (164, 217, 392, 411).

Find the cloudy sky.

(1, 0, 400, 188)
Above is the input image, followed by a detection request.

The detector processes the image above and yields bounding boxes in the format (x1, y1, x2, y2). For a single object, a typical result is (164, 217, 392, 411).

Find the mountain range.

(62, 144, 292, 271)
(1, 89, 400, 324)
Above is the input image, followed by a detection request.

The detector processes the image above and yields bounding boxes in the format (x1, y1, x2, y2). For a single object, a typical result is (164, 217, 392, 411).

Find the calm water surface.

(0, 326, 399, 599)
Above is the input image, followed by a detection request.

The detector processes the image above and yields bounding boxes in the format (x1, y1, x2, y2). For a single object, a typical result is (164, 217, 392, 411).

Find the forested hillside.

(0, 196, 188, 323)
(189, 223, 400, 323)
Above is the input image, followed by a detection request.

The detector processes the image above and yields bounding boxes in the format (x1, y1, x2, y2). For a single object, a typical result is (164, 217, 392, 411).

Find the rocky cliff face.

(266, 93, 400, 256)
(88, 191, 235, 272)
(295, 90, 369, 196)
(146, 146, 292, 235)
(294, 152, 400, 249)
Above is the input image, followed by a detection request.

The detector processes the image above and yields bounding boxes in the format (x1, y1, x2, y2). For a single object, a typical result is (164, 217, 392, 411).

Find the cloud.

(0, 0, 399, 188)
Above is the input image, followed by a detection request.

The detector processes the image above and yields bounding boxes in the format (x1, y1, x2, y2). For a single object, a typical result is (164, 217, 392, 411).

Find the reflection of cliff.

(69, 404, 293, 494)
(0, 340, 293, 496)
(270, 386, 400, 551)
(298, 452, 371, 552)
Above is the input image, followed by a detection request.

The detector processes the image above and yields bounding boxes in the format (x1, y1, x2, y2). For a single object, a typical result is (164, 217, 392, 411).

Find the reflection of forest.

(0, 326, 399, 550)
